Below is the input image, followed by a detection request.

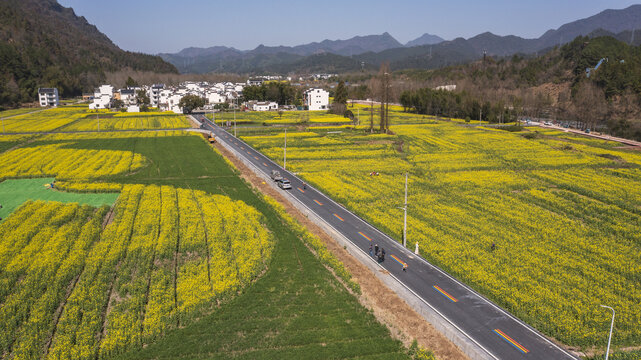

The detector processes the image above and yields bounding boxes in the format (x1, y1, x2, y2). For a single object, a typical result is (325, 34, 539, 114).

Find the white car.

(278, 179, 292, 190)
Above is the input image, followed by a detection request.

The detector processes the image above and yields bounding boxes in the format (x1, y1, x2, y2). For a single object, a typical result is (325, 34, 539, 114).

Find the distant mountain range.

(162, 4, 641, 74)
(405, 33, 445, 47)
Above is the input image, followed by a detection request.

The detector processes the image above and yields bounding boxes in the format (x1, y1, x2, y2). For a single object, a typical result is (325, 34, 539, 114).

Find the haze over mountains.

(162, 4, 641, 74)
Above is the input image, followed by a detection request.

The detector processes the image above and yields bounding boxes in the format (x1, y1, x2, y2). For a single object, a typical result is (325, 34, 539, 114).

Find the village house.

(304, 88, 329, 111)
(38, 88, 59, 107)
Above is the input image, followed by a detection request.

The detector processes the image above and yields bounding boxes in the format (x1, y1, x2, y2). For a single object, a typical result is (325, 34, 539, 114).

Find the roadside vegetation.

(0, 124, 413, 359)
(237, 108, 641, 352)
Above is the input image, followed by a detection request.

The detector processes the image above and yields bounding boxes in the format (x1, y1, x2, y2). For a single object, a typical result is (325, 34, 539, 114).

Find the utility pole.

(369, 99, 374, 133)
(600, 305, 615, 360)
(479, 108, 482, 125)
(398, 173, 408, 247)
(233, 97, 237, 137)
(97, 113, 100, 132)
(283, 128, 287, 170)
(403, 173, 408, 247)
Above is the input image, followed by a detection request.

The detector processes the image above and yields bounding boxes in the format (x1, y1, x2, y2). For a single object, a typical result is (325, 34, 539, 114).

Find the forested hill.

(399, 35, 641, 139)
(0, 0, 177, 108)
(412, 35, 641, 99)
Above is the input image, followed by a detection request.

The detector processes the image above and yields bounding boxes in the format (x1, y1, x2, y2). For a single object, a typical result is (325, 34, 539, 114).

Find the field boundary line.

(211, 120, 579, 360)
(213, 124, 497, 360)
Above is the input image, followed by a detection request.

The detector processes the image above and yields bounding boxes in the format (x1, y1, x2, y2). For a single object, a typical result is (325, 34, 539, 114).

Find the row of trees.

(399, 87, 519, 123)
(241, 82, 301, 106)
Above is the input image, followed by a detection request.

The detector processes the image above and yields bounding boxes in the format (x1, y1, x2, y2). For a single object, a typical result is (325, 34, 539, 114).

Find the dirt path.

(214, 141, 468, 360)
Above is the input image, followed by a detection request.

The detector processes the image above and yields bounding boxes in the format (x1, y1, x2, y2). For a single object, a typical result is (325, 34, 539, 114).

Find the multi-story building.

(304, 88, 329, 111)
(89, 85, 114, 109)
(118, 89, 137, 105)
(38, 88, 59, 107)
(148, 84, 165, 107)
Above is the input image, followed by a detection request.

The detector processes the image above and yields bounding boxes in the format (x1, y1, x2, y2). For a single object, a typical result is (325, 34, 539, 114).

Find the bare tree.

(572, 81, 607, 131)
(378, 63, 391, 133)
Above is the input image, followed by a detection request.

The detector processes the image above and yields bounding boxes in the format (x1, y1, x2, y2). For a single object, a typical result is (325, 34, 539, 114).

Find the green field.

(0, 177, 119, 221)
(0, 131, 412, 359)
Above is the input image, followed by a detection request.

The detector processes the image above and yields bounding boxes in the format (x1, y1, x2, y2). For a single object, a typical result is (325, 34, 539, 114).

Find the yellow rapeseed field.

(0, 184, 274, 359)
(240, 121, 641, 348)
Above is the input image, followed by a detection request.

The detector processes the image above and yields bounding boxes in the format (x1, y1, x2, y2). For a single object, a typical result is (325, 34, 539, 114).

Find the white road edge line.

(209, 121, 577, 360)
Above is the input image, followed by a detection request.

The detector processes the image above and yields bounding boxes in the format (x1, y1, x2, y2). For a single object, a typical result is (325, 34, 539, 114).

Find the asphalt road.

(198, 116, 578, 360)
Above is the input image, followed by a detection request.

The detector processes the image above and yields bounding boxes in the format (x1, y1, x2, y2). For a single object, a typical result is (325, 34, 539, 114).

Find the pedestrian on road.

(303, 182, 307, 190)
(403, 263, 407, 272)
(374, 244, 379, 256)
(369, 244, 373, 257)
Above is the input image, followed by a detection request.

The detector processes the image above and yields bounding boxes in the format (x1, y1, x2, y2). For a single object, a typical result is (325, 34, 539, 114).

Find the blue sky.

(58, 0, 640, 54)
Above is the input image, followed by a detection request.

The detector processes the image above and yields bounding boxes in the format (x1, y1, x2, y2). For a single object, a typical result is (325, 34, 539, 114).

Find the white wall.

(305, 88, 329, 111)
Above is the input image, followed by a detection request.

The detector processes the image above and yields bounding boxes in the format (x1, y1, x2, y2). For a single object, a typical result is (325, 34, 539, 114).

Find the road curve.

(198, 116, 578, 360)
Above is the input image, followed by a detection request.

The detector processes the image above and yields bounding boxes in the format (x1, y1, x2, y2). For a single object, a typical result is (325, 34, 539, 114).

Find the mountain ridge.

(405, 33, 445, 47)
(161, 5, 641, 74)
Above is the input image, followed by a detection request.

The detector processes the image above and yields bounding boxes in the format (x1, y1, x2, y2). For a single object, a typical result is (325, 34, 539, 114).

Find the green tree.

(125, 76, 138, 88)
(179, 94, 206, 114)
(111, 99, 124, 109)
(332, 81, 348, 115)
(136, 89, 150, 106)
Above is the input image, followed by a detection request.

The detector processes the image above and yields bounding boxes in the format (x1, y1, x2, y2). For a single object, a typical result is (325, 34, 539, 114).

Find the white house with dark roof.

(252, 101, 278, 111)
(304, 88, 329, 111)
(38, 88, 59, 107)
(118, 89, 137, 105)
(148, 84, 165, 107)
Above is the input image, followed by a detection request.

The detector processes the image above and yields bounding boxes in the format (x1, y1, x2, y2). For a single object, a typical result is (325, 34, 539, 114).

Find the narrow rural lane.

(199, 115, 578, 360)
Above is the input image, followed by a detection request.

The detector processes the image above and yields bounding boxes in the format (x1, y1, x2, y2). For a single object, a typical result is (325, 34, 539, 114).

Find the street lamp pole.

(234, 97, 237, 137)
(397, 173, 408, 247)
(283, 128, 287, 170)
(600, 305, 615, 360)
(403, 172, 408, 247)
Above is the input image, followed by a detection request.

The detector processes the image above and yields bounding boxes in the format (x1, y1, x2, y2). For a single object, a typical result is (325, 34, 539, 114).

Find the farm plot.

(0, 105, 88, 133)
(0, 129, 412, 359)
(239, 121, 641, 350)
(0, 184, 274, 359)
(62, 113, 191, 131)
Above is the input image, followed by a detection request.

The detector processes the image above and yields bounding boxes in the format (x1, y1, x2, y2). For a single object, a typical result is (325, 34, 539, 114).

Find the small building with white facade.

(435, 84, 457, 91)
(38, 88, 59, 107)
(148, 84, 165, 107)
(89, 85, 114, 109)
(304, 88, 329, 111)
(207, 92, 226, 105)
(252, 101, 278, 111)
(118, 89, 137, 105)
